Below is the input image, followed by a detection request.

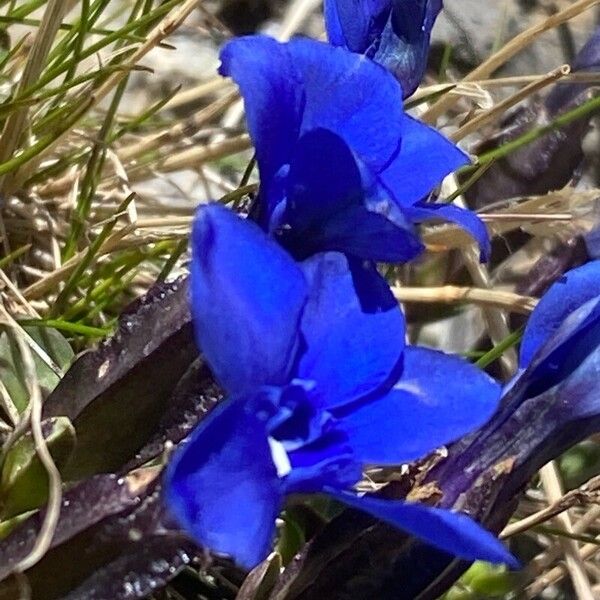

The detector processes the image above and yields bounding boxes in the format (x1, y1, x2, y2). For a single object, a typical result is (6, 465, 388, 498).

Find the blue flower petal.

(223, 35, 406, 175)
(373, 0, 443, 97)
(220, 36, 466, 264)
(516, 297, 600, 401)
(288, 37, 405, 172)
(219, 36, 303, 201)
(339, 347, 501, 464)
(324, 0, 390, 53)
(221, 35, 408, 231)
(379, 114, 470, 206)
(546, 27, 600, 114)
(391, 0, 442, 43)
(572, 26, 600, 71)
(520, 261, 600, 369)
(309, 202, 425, 262)
(164, 391, 283, 569)
(281, 128, 364, 233)
(406, 201, 491, 262)
(323, 0, 346, 47)
(276, 127, 424, 262)
(325, 0, 443, 98)
(297, 253, 405, 409)
(190, 203, 307, 393)
(535, 302, 600, 424)
(326, 489, 518, 567)
(284, 428, 362, 494)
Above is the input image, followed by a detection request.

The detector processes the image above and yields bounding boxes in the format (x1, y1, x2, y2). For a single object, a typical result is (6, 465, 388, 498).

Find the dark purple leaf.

(468, 27, 600, 208)
(43, 277, 198, 479)
(61, 536, 194, 600)
(515, 236, 590, 298)
(0, 472, 152, 591)
(122, 358, 221, 472)
(0, 275, 232, 599)
(0, 469, 200, 600)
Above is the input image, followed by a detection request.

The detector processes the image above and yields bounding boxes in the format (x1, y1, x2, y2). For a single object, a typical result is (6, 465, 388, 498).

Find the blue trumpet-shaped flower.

(313, 260, 600, 597)
(509, 260, 600, 402)
(164, 203, 514, 570)
(420, 259, 600, 525)
(219, 35, 489, 263)
(324, 0, 442, 98)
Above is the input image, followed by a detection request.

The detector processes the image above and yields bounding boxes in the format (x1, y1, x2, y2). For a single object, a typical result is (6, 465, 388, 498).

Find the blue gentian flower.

(508, 260, 600, 402)
(324, 0, 442, 98)
(426, 260, 600, 518)
(164, 203, 515, 570)
(219, 35, 489, 263)
(316, 260, 600, 596)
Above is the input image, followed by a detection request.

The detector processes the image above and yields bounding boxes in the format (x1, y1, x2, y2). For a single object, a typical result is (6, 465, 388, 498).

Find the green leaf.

(0, 325, 74, 414)
(444, 562, 519, 599)
(24, 325, 74, 390)
(475, 327, 523, 370)
(0, 416, 75, 519)
(469, 564, 518, 597)
(0, 510, 35, 540)
(277, 511, 306, 565)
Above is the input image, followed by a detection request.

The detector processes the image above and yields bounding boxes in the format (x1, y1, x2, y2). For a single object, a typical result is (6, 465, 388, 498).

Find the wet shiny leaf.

(0, 468, 196, 600)
(42, 278, 198, 479)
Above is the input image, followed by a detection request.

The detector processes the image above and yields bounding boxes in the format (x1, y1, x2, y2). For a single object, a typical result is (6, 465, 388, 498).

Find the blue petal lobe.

(392, 0, 438, 43)
(221, 36, 409, 230)
(288, 37, 405, 172)
(165, 392, 283, 569)
(277, 128, 424, 261)
(520, 261, 600, 369)
(379, 114, 470, 206)
(282, 128, 364, 231)
(407, 201, 491, 262)
(339, 346, 501, 464)
(516, 297, 600, 401)
(219, 36, 303, 199)
(310, 202, 425, 262)
(546, 27, 600, 114)
(537, 302, 600, 424)
(284, 428, 362, 494)
(326, 489, 518, 567)
(324, 0, 390, 52)
(324, 0, 443, 97)
(572, 26, 600, 71)
(374, 0, 443, 97)
(297, 253, 405, 409)
(190, 203, 307, 393)
(323, 0, 347, 47)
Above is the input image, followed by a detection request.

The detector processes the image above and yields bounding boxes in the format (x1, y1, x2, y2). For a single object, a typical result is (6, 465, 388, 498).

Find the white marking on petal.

(268, 437, 292, 478)
(392, 381, 422, 396)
